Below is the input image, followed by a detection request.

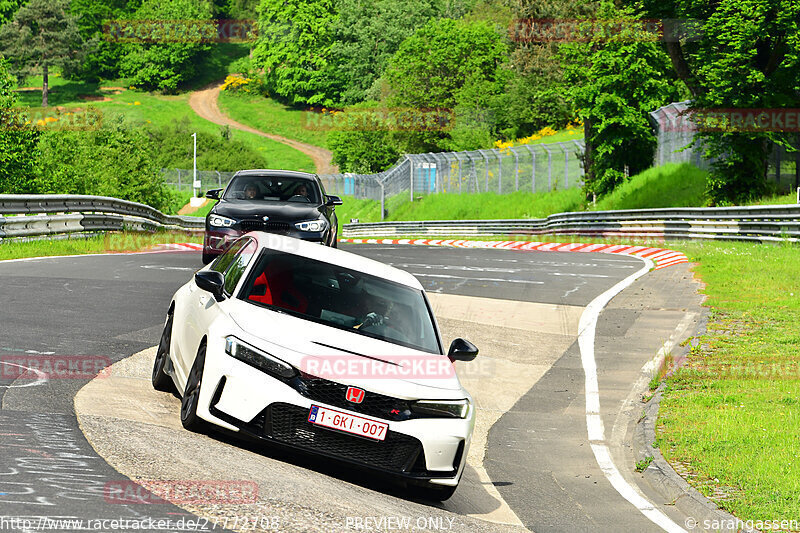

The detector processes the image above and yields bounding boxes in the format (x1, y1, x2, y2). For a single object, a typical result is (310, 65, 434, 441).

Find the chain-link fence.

(320, 140, 585, 219)
(650, 101, 800, 194)
(162, 169, 236, 193)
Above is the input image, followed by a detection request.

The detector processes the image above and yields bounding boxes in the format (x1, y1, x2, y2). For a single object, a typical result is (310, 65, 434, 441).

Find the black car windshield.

(239, 249, 440, 354)
(224, 175, 320, 204)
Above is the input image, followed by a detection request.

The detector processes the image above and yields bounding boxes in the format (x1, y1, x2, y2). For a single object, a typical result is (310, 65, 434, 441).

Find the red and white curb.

(339, 238, 688, 270)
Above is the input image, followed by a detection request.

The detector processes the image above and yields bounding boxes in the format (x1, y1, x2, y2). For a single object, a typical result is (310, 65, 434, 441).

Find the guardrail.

(342, 205, 800, 242)
(0, 194, 204, 240)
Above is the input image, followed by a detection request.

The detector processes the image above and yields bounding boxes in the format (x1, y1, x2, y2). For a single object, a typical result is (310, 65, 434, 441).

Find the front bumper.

(196, 339, 473, 485)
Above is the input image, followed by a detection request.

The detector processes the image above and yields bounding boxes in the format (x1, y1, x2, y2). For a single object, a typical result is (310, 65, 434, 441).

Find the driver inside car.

(244, 183, 259, 200)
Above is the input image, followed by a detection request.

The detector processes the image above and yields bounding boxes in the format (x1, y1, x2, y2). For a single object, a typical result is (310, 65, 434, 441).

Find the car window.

(210, 238, 248, 274)
(223, 176, 320, 204)
(223, 239, 259, 296)
(239, 249, 440, 354)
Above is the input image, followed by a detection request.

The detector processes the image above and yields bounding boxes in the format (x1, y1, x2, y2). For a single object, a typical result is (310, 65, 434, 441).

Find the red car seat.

(249, 260, 308, 313)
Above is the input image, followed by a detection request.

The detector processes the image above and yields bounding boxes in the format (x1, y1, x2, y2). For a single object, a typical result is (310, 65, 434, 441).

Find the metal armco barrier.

(0, 194, 204, 240)
(342, 205, 800, 242)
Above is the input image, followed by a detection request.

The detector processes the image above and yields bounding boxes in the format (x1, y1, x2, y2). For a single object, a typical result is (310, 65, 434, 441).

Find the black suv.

(202, 170, 342, 264)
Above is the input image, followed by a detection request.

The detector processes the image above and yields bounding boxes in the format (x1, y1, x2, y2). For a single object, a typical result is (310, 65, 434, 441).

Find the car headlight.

(294, 219, 327, 232)
(224, 336, 296, 379)
(411, 399, 470, 419)
(209, 215, 236, 228)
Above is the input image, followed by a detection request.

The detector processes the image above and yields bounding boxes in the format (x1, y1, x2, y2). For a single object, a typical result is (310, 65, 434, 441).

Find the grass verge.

(0, 231, 202, 261)
(218, 91, 329, 148)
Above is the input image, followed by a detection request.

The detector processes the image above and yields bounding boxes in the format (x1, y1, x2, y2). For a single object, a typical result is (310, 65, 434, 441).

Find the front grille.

(239, 220, 292, 233)
(265, 403, 422, 472)
(291, 376, 413, 421)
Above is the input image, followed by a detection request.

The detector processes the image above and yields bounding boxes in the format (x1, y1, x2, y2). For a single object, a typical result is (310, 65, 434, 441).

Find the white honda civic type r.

(152, 232, 478, 500)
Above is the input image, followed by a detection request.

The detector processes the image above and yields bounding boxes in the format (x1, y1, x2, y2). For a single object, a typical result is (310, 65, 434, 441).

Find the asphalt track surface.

(0, 244, 699, 532)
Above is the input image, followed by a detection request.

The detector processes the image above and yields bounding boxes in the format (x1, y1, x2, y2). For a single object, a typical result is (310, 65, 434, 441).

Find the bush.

(0, 60, 41, 193)
(145, 117, 270, 171)
(34, 117, 174, 211)
(118, 0, 213, 92)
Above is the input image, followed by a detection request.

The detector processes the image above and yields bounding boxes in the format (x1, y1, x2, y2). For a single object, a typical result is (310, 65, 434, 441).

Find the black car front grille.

(290, 376, 413, 421)
(239, 220, 292, 233)
(264, 403, 423, 472)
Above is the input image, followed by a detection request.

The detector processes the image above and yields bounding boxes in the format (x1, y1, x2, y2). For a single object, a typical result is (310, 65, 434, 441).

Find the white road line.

(0, 361, 48, 388)
(409, 273, 545, 284)
(577, 257, 687, 533)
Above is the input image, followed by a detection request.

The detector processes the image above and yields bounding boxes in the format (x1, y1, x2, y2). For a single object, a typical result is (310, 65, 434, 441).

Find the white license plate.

(307, 405, 388, 441)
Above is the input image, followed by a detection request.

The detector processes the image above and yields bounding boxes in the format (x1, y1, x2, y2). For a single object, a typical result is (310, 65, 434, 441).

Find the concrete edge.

(632, 313, 758, 533)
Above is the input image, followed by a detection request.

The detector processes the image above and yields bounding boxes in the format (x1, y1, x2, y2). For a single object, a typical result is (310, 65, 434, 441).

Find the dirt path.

(188, 81, 338, 174)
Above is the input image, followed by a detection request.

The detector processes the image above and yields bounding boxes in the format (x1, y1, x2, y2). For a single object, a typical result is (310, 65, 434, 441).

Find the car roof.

(233, 169, 318, 180)
(246, 232, 424, 291)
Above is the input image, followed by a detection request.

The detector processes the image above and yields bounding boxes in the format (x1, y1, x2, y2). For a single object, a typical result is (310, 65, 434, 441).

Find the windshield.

(224, 175, 320, 204)
(239, 250, 440, 354)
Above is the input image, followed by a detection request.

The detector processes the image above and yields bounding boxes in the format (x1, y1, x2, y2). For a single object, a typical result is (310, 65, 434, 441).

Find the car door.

(179, 238, 253, 379)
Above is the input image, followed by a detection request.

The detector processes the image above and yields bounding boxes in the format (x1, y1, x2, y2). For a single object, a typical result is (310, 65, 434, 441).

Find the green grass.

(13, 75, 315, 173)
(217, 91, 330, 148)
(187, 201, 216, 218)
(654, 240, 800, 523)
(0, 231, 202, 261)
(592, 163, 709, 211)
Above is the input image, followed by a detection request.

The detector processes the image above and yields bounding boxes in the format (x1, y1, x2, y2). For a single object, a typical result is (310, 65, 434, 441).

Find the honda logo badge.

(346, 386, 365, 404)
(262, 215, 270, 222)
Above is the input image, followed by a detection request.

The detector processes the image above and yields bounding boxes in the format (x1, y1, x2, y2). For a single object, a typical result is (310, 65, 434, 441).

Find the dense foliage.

(118, 0, 214, 92)
(637, 0, 800, 204)
(562, 2, 682, 196)
(0, 60, 40, 193)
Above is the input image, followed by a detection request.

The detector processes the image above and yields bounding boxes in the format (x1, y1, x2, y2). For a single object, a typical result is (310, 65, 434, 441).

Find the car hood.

(225, 299, 467, 398)
(213, 200, 323, 221)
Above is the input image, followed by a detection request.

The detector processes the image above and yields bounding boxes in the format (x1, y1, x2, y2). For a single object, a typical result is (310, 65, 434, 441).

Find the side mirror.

(326, 195, 343, 206)
(195, 270, 225, 301)
(205, 189, 222, 200)
(448, 338, 478, 362)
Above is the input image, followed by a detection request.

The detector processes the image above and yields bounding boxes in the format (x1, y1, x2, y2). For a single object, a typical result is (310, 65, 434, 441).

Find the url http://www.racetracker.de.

(0, 515, 283, 531)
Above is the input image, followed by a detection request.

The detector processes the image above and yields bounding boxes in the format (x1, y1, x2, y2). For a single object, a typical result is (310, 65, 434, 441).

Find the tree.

(327, 102, 401, 173)
(325, 0, 449, 106)
(118, 0, 214, 93)
(252, 0, 337, 106)
(0, 60, 40, 193)
(635, 0, 800, 204)
(383, 18, 510, 153)
(561, 2, 682, 196)
(70, 0, 138, 80)
(0, 0, 86, 107)
(0, 0, 23, 25)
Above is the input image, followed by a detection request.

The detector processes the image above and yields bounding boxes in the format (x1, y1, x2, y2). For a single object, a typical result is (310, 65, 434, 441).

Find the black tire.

(414, 483, 458, 501)
(152, 312, 175, 392)
(181, 342, 207, 432)
(202, 250, 214, 265)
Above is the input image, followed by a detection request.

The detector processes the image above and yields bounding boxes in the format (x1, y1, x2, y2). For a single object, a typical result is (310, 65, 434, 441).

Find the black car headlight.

(294, 219, 328, 232)
(224, 336, 296, 379)
(209, 215, 236, 228)
(411, 399, 470, 419)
